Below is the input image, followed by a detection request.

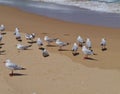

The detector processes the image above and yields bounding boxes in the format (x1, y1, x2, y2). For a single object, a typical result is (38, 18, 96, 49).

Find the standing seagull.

(14, 27, 19, 34)
(37, 38, 43, 48)
(14, 27, 21, 41)
(56, 39, 69, 50)
(77, 36, 84, 47)
(72, 43, 79, 55)
(82, 46, 94, 59)
(86, 38, 92, 50)
(16, 44, 32, 52)
(100, 38, 107, 51)
(0, 34, 3, 51)
(0, 24, 5, 31)
(3, 59, 26, 76)
(0, 34, 3, 43)
(25, 33, 35, 43)
(44, 36, 57, 45)
(40, 48, 49, 57)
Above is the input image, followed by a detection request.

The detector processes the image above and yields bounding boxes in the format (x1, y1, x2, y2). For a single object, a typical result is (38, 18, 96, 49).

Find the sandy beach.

(0, 5, 120, 94)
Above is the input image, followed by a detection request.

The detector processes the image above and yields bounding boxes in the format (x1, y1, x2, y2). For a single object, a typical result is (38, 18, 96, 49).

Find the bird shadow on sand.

(58, 49, 72, 51)
(27, 41, 37, 44)
(38, 47, 44, 50)
(25, 48, 33, 50)
(72, 52, 80, 56)
(0, 50, 6, 55)
(84, 57, 97, 61)
(46, 45, 58, 47)
(1, 32, 6, 35)
(17, 39, 22, 42)
(0, 43, 5, 45)
(102, 48, 107, 51)
(9, 73, 27, 77)
(18, 49, 33, 52)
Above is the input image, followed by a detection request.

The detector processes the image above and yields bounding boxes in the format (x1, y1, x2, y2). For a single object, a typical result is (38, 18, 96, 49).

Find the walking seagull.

(44, 36, 57, 45)
(16, 44, 32, 52)
(82, 46, 94, 59)
(3, 59, 26, 76)
(25, 33, 35, 43)
(56, 39, 69, 50)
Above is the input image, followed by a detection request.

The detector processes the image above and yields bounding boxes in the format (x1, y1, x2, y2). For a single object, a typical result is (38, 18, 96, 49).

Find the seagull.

(14, 27, 19, 35)
(72, 43, 78, 55)
(0, 34, 3, 51)
(37, 38, 43, 48)
(0, 24, 5, 31)
(77, 36, 84, 47)
(25, 33, 35, 39)
(41, 48, 49, 57)
(82, 46, 94, 59)
(56, 39, 69, 50)
(14, 28, 21, 40)
(86, 38, 92, 50)
(16, 44, 32, 51)
(100, 38, 107, 51)
(3, 59, 26, 76)
(44, 36, 57, 45)
(0, 34, 3, 43)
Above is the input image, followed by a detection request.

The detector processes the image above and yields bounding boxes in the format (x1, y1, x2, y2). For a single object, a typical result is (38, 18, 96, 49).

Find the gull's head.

(82, 46, 86, 50)
(1, 24, 4, 27)
(74, 43, 77, 46)
(32, 33, 35, 36)
(77, 36, 81, 39)
(15, 27, 19, 31)
(16, 44, 21, 47)
(3, 59, 10, 63)
(37, 38, 40, 41)
(86, 38, 90, 41)
(43, 49, 47, 52)
(102, 38, 105, 41)
(6, 59, 10, 63)
(44, 36, 48, 40)
(56, 39, 60, 42)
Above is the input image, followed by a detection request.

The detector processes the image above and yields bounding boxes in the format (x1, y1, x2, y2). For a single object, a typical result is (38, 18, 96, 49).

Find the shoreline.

(0, 1, 120, 28)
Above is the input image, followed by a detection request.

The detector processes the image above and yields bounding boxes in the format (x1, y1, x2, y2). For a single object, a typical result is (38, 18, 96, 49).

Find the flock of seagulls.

(0, 24, 107, 76)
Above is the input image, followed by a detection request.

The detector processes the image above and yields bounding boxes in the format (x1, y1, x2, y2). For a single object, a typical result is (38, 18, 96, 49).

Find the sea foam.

(33, 0, 120, 14)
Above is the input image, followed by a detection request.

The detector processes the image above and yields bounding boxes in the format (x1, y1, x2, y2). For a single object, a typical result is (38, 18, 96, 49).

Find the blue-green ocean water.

(0, 0, 120, 28)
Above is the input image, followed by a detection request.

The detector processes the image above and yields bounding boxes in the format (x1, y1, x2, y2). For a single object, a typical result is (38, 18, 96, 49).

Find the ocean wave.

(32, 0, 120, 14)
(96, 0, 119, 3)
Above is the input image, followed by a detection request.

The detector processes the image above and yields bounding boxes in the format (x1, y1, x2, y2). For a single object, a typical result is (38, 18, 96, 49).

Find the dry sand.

(0, 5, 120, 94)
